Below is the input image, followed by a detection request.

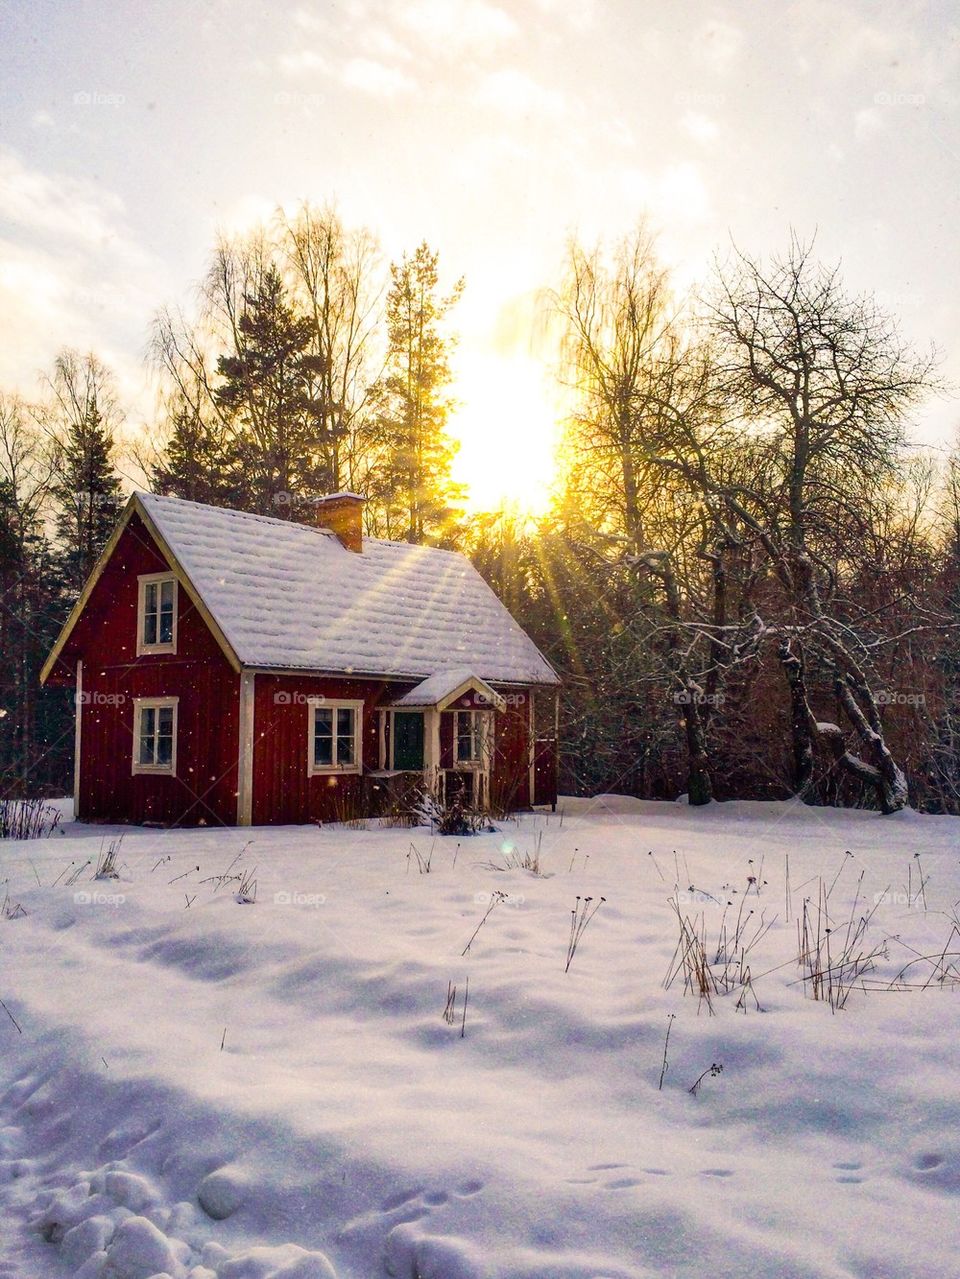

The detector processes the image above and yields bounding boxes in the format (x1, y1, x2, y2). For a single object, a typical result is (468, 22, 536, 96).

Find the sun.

(448, 350, 561, 516)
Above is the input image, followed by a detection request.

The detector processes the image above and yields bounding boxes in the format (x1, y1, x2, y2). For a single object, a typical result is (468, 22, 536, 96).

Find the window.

(456, 710, 482, 763)
(308, 700, 363, 774)
(137, 574, 177, 654)
(132, 697, 178, 775)
(391, 712, 425, 771)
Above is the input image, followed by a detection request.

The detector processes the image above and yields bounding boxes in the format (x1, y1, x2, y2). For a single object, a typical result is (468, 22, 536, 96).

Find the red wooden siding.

(491, 699, 532, 811)
(50, 514, 240, 827)
(251, 673, 393, 824)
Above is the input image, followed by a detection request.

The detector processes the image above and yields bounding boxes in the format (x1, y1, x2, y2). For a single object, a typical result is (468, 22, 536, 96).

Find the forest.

(2, 204, 959, 814)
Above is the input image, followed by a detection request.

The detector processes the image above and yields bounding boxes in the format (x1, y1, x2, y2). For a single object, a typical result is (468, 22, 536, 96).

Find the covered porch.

(374, 668, 503, 810)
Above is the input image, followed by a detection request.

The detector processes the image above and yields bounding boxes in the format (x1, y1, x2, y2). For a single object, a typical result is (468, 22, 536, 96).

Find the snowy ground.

(1, 796, 959, 1279)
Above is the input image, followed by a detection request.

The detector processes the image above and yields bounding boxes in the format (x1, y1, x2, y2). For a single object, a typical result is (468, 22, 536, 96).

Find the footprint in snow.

(381, 1187, 424, 1212)
(833, 1160, 864, 1183)
(700, 1168, 735, 1178)
(915, 1153, 944, 1170)
(604, 1177, 642, 1190)
(453, 1179, 484, 1198)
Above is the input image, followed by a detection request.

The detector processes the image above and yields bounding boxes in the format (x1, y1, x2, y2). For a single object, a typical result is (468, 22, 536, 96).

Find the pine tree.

(153, 396, 245, 508)
(49, 353, 123, 595)
(213, 265, 328, 515)
(374, 243, 465, 544)
(0, 397, 73, 796)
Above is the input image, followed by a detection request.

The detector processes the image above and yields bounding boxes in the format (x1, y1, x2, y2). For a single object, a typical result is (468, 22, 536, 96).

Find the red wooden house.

(40, 492, 560, 827)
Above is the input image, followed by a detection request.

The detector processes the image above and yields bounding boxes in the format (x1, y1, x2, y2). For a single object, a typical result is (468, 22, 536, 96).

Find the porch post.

(73, 660, 83, 820)
(528, 688, 536, 807)
(424, 707, 441, 797)
(237, 670, 255, 826)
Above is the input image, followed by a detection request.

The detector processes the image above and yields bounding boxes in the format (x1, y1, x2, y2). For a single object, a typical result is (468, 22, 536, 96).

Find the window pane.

(336, 709, 355, 765)
(456, 711, 476, 761)
(143, 582, 158, 646)
(314, 707, 333, 765)
(336, 708, 354, 736)
(158, 596, 174, 643)
(156, 730, 173, 766)
(139, 707, 155, 765)
(393, 712, 424, 770)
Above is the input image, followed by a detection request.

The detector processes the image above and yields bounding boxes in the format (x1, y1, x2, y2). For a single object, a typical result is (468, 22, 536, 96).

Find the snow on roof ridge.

(137, 491, 339, 541)
(138, 493, 464, 559)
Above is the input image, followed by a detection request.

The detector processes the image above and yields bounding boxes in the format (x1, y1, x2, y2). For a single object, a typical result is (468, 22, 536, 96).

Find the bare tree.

(553, 230, 719, 549)
(278, 201, 384, 494)
(645, 237, 941, 812)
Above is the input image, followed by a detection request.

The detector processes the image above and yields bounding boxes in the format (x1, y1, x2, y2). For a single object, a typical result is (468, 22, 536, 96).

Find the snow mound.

(3, 801, 960, 1278)
(197, 1166, 250, 1221)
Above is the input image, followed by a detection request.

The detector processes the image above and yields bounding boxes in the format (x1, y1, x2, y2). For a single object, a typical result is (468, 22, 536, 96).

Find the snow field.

(1, 796, 959, 1278)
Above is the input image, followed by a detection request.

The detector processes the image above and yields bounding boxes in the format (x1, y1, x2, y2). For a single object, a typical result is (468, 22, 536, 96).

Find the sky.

(1, 0, 958, 511)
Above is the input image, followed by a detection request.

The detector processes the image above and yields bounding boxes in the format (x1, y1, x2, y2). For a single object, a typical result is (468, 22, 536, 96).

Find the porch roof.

(390, 668, 505, 711)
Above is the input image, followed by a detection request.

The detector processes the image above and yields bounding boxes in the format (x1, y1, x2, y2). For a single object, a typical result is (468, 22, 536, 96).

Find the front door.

(393, 711, 424, 771)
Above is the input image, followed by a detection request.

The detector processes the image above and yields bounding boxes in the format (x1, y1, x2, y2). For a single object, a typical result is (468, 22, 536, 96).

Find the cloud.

(394, 0, 518, 59)
(692, 19, 743, 73)
(528, 0, 597, 31)
(0, 147, 162, 404)
(278, 49, 331, 77)
(0, 147, 128, 249)
(341, 57, 416, 96)
(680, 111, 720, 144)
(854, 107, 885, 141)
(473, 69, 567, 119)
(618, 161, 712, 228)
(293, 5, 327, 32)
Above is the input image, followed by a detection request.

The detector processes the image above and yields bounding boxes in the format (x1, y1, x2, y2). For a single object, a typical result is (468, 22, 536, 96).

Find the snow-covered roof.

(136, 493, 558, 685)
(390, 668, 502, 709)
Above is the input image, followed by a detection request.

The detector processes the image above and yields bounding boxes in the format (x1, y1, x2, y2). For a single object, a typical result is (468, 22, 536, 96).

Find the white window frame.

(383, 708, 427, 772)
(136, 572, 178, 656)
(132, 696, 179, 776)
(454, 709, 485, 766)
(308, 699, 364, 776)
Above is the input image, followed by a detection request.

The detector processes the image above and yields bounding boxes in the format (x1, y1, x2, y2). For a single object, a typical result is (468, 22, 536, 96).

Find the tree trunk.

(778, 638, 814, 796)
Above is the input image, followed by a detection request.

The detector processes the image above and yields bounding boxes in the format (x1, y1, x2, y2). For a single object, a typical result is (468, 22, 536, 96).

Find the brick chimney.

(312, 492, 365, 553)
